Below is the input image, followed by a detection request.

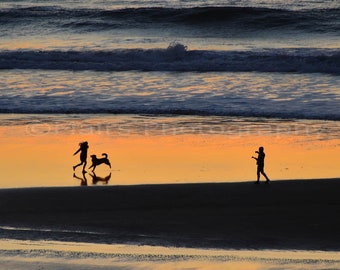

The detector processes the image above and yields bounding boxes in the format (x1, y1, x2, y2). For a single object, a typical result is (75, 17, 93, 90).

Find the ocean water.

(0, 0, 339, 117)
(1, 0, 339, 116)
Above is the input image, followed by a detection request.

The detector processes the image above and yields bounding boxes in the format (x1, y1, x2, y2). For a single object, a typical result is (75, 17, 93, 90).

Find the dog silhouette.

(89, 153, 111, 172)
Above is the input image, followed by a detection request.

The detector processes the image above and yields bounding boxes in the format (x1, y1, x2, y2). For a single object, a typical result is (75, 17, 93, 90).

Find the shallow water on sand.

(1, 239, 340, 270)
(0, 114, 339, 188)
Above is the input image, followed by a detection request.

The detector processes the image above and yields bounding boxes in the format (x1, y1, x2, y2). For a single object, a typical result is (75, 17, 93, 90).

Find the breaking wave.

(1, 45, 339, 74)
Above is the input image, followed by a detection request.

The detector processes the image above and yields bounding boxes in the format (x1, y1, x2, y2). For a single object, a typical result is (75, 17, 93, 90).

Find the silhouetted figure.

(73, 171, 88, 186)
(252, 146, 270, 184)
(88, 153, 111, 172)
(73, 141, 89, 173)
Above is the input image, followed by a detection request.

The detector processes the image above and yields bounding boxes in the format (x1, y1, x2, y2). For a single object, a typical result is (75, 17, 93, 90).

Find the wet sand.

(0, 179, 340, 251)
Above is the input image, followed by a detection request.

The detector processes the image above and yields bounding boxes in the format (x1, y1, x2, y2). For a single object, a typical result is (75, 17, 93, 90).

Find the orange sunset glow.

(1, 120, 339, 188)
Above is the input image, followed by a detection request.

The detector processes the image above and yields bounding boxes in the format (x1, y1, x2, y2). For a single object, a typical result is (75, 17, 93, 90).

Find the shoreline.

(1, 179, 340, 251)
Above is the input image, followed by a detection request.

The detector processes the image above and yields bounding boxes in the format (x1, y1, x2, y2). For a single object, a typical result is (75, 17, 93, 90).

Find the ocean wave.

(1, 6, 339, 33)
(0, 97, 339, 121)
(0, 45, 339, 74)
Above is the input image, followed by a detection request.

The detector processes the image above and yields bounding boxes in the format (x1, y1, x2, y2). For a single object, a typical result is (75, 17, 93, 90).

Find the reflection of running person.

(252, 146, 270, 184)
(73, 172, 88, 186)
(73, 141, 89, 173)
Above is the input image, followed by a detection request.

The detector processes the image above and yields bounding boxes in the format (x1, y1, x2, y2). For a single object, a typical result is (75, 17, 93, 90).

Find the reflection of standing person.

(73, 141, 89, 173)
(252, 146, 270, 184)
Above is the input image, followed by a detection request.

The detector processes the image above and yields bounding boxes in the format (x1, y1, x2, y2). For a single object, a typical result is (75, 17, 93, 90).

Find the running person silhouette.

(73, 141, 89, 173)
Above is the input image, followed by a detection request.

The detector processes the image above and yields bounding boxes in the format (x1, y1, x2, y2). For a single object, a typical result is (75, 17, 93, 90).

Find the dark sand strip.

(0, 179, 340, 250)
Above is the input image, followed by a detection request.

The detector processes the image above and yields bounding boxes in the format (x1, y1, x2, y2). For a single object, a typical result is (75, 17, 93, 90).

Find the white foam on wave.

(0, 225, 107, 235)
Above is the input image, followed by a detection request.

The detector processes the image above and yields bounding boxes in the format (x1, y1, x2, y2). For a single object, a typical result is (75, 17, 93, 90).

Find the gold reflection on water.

(0, 122, 339, 188)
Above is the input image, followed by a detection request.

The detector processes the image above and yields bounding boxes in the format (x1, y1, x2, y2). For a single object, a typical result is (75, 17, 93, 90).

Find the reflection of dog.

(90, 172, 111, 185)
(89, 153, 111, 171)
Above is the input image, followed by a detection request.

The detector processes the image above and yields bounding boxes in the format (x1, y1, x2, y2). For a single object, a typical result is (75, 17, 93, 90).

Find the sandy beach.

(1, 178, 340, 251)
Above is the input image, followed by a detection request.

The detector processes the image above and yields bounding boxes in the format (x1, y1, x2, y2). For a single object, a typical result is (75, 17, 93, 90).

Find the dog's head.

(90, 155, 97, 159)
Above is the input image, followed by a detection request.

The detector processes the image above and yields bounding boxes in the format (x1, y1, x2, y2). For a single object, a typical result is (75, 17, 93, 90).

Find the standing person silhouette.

(73, 141, 89, 173)
(252, 146, 270, 184)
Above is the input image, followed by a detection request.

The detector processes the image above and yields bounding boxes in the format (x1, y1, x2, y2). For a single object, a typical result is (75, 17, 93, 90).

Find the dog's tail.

(102, 153, 108, 158)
